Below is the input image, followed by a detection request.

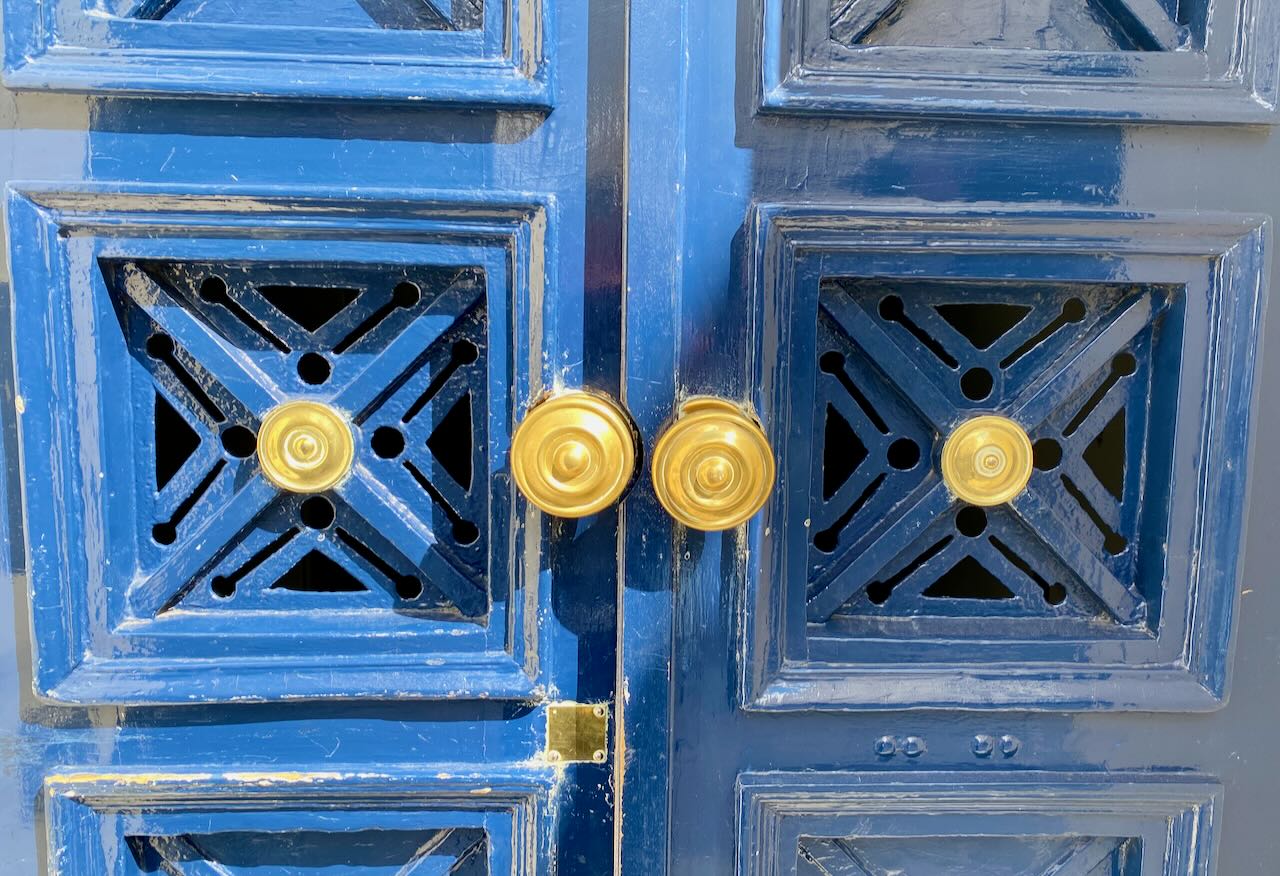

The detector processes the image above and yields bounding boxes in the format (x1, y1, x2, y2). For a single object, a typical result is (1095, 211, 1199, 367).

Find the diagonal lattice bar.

(1010, 294, 1152, 429)
(807, 479, 955, 621)
(1011, 485, 1144, 623)
(820, 293, 956, 429)
(120, 263, 284, 416)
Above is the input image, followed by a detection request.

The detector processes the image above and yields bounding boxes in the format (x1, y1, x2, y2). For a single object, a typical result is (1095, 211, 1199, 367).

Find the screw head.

(972, 734, 995, 758)
(873, 736, 897, 757)
(592, 749, 607, 763)
(901, 736, 927, 758)
(999, 734, 1021, 757)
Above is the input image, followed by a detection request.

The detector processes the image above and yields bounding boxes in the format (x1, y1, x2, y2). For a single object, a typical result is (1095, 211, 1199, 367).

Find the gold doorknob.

(940, 414, 1033, 507)
(258, 400, 355, 493)
(651, 398, 775, 531)
(510, 391, 637, 518)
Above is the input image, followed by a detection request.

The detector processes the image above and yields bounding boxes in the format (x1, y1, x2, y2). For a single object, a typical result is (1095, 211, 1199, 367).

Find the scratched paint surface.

(0, 0, 618, 869)
(0, 0, 1279, 873)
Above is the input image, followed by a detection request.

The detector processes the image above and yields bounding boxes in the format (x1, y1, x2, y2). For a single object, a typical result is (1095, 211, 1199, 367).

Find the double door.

(0, 0, 1277, 872)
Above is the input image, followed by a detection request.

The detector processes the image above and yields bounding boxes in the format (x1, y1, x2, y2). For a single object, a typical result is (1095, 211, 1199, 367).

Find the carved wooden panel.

(760, 0, 1279, 121)
(739, 771, 1220, 875)
(45, 769, 546, 874)
(3, 0, 547, 103)
(7, 185, 553, 704)
(742, 204, 1269, 711)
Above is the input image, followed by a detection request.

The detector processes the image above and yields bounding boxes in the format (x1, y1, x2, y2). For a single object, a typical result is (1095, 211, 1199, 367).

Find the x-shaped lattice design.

(114, 261, 489, 619)
(807, 283, 1164, 625)
(799, 835, 1130, 875)
(129, 828, 488, 874)
(831, 0, 1189, 50)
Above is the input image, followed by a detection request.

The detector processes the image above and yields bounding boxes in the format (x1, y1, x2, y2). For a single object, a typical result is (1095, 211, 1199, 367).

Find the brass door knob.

(940, 414, 1033, 507)
(651, 398, 775, 531)
(510, 391, 637, 518)
(258, 400, 355, 494)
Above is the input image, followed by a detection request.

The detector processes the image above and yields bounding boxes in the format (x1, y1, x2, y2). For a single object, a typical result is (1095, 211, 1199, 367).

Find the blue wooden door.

(618, 0, 1280, 873)
(0, 0, 627, 872)
(1, 0, 1279, 873)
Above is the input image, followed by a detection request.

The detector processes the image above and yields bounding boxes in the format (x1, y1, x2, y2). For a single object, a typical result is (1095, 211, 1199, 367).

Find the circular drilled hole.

(960, 367, 994, 401)
(1063, 297, 1087, 322)
(819, 351, 845, 374)
(1045, 583, 1068, 605)
(300, 496, 336, 530)
(866, 580, 892, 605)
(453, 520, 480, 546)
(393, 281, 421, 308)
(198, 275, 228, 303)
(221, 425, 257, 458)
(878, 295, 905, 321)
(887, 437, 921, 471)
(396, 576, 424, 600)
(152, 522, 177, 546)
(297, 352, 332, 385)
(955, 506, 988, 537)
(371, 426, 406, 459)
(1032, 438, 1063, 471)
(813, 529, 838, 554)
(452, 339, 479, 365)
(1105, 533, 1128, 556)
(211, 576, 235, 598)
(146, 333, 174, 359)
(1113, 352, 1138, 377)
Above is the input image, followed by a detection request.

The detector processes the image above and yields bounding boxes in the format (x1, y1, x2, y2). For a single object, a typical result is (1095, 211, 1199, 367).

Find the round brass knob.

(651, 398, 775, 531)
(510, 391, 637, 518)
(257, 400, 355, 494)
(940, 414, 1033, 507)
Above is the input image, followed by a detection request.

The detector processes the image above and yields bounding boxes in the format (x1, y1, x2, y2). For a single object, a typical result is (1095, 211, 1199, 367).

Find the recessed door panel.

(760, 0, 1280, 120)
(739, 772, 1219, 876)
(2, 0, 548, 103)
(742, 204, 1268, 711)
(8, 185, 553, 704)
(45, 769, 547, 874)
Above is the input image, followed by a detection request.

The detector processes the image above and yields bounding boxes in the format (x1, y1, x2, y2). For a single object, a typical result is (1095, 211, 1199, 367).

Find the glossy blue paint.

(3, 0, 551, 105)
(0, 0, 616, 867)
(8, 185, 554, 704)
(761, 0, 1280, 121)
(745, 204, 1268, 711)
(1, 0, 1280, 871)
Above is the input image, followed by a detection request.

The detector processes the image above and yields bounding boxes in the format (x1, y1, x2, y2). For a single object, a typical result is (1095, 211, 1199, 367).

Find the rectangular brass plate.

(545, 702, 609, 763)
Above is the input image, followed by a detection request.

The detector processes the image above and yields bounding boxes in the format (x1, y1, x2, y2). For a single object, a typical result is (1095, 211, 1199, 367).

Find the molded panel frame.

(44, 767, 550, 874)
(2, 0, 550, 105)
(738, 771, 1221, 876)
(742, 204, 1270, 712)
(759, 0, 1280, 122)
(6, 183, 558, 705)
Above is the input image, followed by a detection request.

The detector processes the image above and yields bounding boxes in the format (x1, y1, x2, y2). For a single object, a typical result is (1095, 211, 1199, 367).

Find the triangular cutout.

(822, 404, 867, 500)
(934, 302, 1032, 350)
(427, 392, 474, 490)
(922, 555, 1015, 600)
(270, 550, 367, 592)
(258, 284, 360, 333)
(1083, 409, 1127, 501)
(154, 392, 201, 490)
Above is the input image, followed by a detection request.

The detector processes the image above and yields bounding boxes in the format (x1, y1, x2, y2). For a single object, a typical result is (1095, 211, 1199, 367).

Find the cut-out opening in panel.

(809, 278, 1179, 640)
